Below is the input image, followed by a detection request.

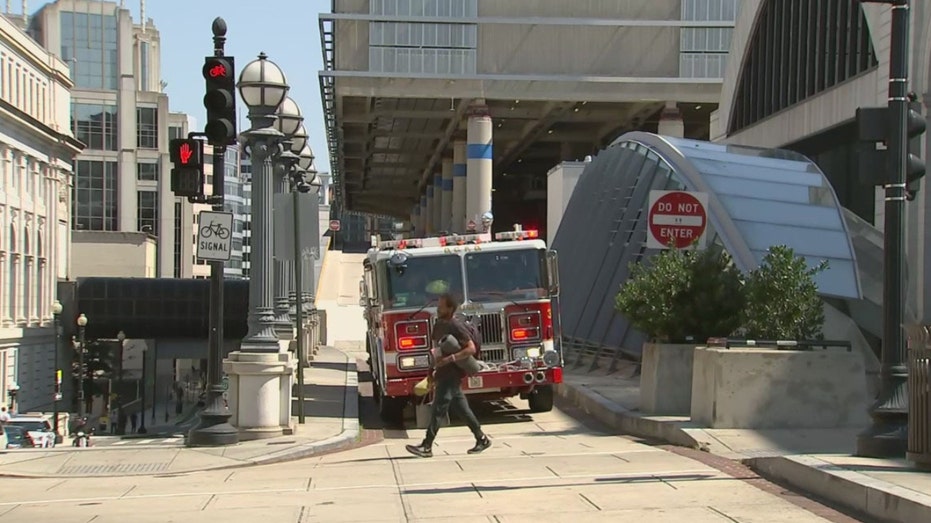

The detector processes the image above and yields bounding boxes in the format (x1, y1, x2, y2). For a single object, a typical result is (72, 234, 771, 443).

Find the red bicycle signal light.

(203, 56, 237, 146)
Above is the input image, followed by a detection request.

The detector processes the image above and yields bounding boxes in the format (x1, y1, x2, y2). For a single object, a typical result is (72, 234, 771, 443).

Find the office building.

(0, 10, 82, 411)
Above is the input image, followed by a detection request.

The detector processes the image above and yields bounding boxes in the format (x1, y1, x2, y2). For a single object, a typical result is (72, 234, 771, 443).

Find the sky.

(14, 0, 333, 173)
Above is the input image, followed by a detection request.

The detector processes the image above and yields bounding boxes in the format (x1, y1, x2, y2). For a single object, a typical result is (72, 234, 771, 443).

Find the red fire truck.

(360, 226, 563, 424)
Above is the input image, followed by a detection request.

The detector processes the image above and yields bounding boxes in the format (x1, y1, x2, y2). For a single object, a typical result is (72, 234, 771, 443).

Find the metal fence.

(908, 342, 931, 467)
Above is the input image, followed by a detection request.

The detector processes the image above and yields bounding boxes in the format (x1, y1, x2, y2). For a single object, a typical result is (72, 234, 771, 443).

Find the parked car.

(6, 416, 56, 448)
(3, 426, 35, 449)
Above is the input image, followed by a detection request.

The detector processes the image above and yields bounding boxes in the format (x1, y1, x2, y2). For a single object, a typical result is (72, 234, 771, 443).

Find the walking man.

(406, 293, 491, 458)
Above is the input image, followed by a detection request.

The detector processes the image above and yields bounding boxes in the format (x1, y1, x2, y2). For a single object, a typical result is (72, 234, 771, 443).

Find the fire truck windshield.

(465, 249, 547, 303)
(384, 254, 463, 309)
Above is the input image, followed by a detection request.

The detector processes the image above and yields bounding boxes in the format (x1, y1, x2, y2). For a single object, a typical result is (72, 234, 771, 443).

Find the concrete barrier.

(690, 347, 869, 429)
(640, 343, 695, 416)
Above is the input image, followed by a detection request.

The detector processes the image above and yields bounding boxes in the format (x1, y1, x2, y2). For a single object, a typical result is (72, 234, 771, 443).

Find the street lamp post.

(237, 52, 289, 353)
(76, 313, 88, 419)
(116, 330, 126, 435)
(138, 347, 147, 434)
(51, 300, 63, 439)
(287, 125, 309, 321)
(272, 97, 304, 340)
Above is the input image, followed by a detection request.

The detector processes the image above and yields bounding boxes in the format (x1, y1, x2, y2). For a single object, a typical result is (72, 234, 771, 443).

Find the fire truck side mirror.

(546, 250, 560, 297)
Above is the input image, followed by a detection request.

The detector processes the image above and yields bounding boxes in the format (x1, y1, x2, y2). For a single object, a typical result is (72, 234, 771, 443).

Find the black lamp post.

(76, 313, 88, 419)
(51, 300, 63, 441)
(138, 347, 147, 434)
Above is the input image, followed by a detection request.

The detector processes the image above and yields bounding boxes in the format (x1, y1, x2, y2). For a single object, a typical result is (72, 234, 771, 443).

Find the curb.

(251, 347, 360, 466)
(555, 381, 699, 449)
(0, 348, 362, 477)
(747, 455, 931, 523)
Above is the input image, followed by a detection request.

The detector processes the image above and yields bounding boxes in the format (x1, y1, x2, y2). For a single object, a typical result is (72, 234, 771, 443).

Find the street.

(0, 360, 858, 523)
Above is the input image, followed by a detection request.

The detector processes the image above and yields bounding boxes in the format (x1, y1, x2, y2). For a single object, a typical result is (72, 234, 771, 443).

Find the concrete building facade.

(320, 0, 738, 237)
(0, 11, 82, 411)
(28, 0, 181, 278)
(712, 0, 931, 322)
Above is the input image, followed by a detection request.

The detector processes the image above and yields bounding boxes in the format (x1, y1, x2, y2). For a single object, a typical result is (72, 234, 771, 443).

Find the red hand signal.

(179, 142, 193, 164)
(208, 64, 227, 78)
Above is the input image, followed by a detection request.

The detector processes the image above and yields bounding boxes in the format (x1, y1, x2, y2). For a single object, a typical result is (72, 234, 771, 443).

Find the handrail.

(705, 338, 852, 352)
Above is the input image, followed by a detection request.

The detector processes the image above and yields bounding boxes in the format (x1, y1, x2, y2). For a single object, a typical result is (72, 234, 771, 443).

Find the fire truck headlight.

(525, 347, 541, 359)
(399, 354, 430, 370)
(512, 346, 541, 360)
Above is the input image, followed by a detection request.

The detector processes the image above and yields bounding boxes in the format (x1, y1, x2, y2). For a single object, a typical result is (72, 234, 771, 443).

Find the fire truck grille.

(476, 312, 504, 346)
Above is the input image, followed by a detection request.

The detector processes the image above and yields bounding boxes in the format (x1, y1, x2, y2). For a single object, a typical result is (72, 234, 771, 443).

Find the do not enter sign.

(646, 190, 709, 250)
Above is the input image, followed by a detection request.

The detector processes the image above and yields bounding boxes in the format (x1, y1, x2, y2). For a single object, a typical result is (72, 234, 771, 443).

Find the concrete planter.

(690, 346, 869, 429)
(639, 342, 696, 416)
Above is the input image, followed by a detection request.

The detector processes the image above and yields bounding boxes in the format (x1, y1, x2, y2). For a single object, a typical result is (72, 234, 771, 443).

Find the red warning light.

(208, 63, 227, 78)
(179, 142, 193, 165)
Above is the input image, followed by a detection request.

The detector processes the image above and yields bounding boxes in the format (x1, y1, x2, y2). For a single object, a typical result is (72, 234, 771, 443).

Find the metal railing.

(906, 325, 931, 468)
(705, 338, 853, 352)
(560, 336, 641, 374)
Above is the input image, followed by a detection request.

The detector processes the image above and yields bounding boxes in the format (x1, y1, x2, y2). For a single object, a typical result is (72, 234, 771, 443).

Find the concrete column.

(452, 139, 467, 232)
(425, 184, 435, 235)
(432, 172, 443, 232)
(657, 101, 684, 137)
(466, 102, 493, 229)
(441, 156, 453, 232)
(411, 204, 421, 236)
(419, 194, 427, 238)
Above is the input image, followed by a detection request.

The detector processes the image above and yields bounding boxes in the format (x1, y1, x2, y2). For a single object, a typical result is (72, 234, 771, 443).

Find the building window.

(169, 125, 183, 140)
(729, 0, 879, 134)
(60, 11, 119, 90)
(73, 160, 118, 231)
(137, 107, 158, 149)
(137, 191, 158, 235)
(72, 103, 118, 151)
(137, 162, 158, 181)
(173, 201, 182, 277)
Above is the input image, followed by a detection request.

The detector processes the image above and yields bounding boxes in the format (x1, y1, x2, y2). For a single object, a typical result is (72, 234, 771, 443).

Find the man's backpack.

(458, 316, 482, 360)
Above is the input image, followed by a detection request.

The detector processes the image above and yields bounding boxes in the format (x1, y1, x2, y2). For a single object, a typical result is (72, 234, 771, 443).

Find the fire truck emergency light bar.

(376, 232, 492, 250)
(494, 229, 540, 241)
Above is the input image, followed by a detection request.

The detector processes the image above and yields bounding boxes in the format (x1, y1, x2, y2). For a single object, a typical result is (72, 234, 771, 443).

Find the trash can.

(907, 343, 931, 468)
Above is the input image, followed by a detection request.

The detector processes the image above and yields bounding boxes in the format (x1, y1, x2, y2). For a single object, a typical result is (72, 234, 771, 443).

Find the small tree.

(741, 245, 828, 340)
(615, 244, 744, 343)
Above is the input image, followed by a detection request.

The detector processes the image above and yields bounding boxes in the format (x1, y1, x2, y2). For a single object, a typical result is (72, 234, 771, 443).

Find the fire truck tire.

(378, 389, 406, 424)
(528, 385, 554, 413)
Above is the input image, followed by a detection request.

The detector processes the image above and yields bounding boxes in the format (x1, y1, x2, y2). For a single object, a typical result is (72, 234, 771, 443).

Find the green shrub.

(614, 245, 744, 343)
(740, 245, 828, 340)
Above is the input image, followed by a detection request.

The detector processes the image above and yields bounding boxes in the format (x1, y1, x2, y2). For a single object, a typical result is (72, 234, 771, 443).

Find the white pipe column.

(466, 101, 493, 229)
(425, 183, 435, 235)
(440, 156, 453, 232)
(432, 172, 443, 232)
(451, 138, 467, 232)
(657, 101, 684, 137)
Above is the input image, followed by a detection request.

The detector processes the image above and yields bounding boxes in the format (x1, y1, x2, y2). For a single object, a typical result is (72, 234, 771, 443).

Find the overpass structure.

(318, 0, 737, 236)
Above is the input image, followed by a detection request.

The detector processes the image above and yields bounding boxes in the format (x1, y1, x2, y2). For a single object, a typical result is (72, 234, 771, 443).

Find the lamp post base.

(856, 417, 908, 458)
(187, 389, 239, 447)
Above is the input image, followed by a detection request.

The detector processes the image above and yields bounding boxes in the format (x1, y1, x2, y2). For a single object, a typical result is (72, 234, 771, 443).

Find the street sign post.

(196, 211, 234, 261)
(329, 219, 341, 232)
(646, 190, 709, 250)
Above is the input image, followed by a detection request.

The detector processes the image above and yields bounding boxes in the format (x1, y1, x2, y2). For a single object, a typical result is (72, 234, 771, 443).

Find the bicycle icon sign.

(196, 211, 234, 262)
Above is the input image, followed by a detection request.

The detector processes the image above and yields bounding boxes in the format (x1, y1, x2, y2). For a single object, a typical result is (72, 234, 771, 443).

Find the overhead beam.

(418, 98, 470, 190)
(495, 101, 577, 169)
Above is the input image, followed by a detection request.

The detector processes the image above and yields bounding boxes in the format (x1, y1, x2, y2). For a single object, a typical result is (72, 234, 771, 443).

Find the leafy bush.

(740, 245, 828, 340)
(614, 245, 744, 343)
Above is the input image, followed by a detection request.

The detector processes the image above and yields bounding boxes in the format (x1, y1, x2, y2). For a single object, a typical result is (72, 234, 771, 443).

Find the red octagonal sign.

(646, 190, 709, 250)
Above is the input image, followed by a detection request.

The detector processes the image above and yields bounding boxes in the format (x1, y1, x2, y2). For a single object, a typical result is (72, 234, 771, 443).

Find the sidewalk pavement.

(557, 357, 931, 523)
(0, 346, 359, 478)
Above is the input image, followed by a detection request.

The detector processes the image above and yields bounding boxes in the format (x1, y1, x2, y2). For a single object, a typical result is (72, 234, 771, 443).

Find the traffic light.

(906, 101, 926, 200)
(169, 138, 204, 197)
(856, 103, 927, 198)
(202, 56, 237, 146)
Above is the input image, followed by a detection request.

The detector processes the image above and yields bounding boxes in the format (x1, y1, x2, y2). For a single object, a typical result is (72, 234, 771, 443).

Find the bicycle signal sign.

(196, 211, 234, 262)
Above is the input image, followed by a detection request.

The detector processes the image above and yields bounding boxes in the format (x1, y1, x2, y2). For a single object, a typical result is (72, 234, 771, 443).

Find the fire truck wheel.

(378, 389, 406, 424)
(528, 385, 554, 413)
